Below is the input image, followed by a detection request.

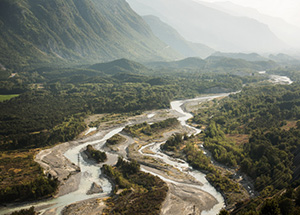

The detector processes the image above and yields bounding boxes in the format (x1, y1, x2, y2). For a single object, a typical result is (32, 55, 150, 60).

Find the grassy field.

(0, 94, 19, 102)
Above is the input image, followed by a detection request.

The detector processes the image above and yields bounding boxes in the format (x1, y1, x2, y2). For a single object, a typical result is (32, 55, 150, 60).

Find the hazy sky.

(197, 0, 300, 27)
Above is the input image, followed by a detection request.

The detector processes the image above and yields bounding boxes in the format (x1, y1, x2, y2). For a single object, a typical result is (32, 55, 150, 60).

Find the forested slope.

(192, 83, 300, 214)
(0, 0, 179, 70)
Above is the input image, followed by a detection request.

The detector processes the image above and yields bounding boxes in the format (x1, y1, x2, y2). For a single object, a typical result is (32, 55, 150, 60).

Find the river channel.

(0, 73, 292, 215)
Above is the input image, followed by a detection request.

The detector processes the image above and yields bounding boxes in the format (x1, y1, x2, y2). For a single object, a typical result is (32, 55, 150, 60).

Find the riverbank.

(51, 96, 225, 215)
(1, 95, 226, 215)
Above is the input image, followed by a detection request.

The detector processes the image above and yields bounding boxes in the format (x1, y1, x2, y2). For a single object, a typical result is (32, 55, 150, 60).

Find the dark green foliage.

(0, 61, 248, 152)
(161, 133, 184, 151)
(106, 134, 126, 145)
(195, 83, 300, 214)
(242, 130, 294, 191)
(161, 133, 240, 197)
(260, 199, 280, 215)
(279, 198, 295, 215)
(0, 57, 264, 204)
(296, 188, 300, 206)
(210, 84, 300, 134)
(206, 172, 240, 193)
(184, 143, 215, 173)
(233, 187, 300, 215)
(0, 69, 10, 80)
(124, 118, 179, 136)
(10, 207, 36, 215)
(204, 122, 241, 167)
(161, 133, 215, 173)
(194, 84, 300, 190)
(102, 158, 168, 215)
(86, 145, 107, 163)
(89, 58, 150, 75)
(219, 209, 230, 215)
(149, 118, 179, 131)
(0, 175, 58, 203)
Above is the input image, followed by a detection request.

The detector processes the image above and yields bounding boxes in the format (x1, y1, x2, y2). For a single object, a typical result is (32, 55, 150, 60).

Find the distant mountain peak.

(127, 0, 288, 53)
(142, 15, 214, 58)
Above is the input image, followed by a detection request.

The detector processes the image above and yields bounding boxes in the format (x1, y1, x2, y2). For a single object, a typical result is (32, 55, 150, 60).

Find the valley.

(0, 73, 293, 215)
(1, 0, 300, 214)
(1, 92, 228, 215)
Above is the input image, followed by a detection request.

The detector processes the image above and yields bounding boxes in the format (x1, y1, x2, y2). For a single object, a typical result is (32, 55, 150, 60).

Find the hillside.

(211, 52, 268, 62)
(89, 58, 150, 75)
(143, 15, 214, 59)
(269, 53, 300, 65)
(0, 0, 180, 70)
(127, 0, 287, 53)
(147, 56, 278, 72)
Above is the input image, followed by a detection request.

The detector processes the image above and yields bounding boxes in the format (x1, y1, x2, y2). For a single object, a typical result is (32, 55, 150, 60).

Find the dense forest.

(0, 58, 261, 203)
(85, 145, 107, 163)
(0, 55, 296, 208)
(161, 133, 246, 206)
(102, 158, 168, 214)
(0, 150, 59, 203)
(191, 83, 300, 214)
(0, 60, 248, 151)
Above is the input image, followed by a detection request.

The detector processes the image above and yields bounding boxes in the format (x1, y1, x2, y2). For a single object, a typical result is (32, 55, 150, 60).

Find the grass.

(0, 150, 41, 189)
(281, 120, 297, 130)
(0, 94, 19, 102)
(225, 134, 249, 146)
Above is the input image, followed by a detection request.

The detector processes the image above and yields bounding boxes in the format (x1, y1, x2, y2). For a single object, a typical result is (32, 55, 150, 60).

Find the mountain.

(205, 56, 277, 70)
(269, 53, 300, 65)
(126, 0, 287, 53)
(211, 52, 268, 62)
(147, 56, 277, 71)
(147, 57, 206, 69)
(0, 0, 180, 70)
(202, 1, 300, 51)
(143, 15, 214, 59)
(89, 58, 150, 75)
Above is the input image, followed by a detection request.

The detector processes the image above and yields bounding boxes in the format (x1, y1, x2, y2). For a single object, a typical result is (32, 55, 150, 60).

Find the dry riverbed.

(33, 99, 224, 215)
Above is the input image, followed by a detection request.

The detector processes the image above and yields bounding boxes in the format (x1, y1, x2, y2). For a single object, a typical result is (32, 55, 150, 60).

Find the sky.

(197, 0, 300, 27)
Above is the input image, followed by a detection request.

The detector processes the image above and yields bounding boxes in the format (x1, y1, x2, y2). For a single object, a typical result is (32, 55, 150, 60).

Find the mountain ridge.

(143, 15, 214, 59)
(0, 0, 180, 70)
(126, 0, 287, 53)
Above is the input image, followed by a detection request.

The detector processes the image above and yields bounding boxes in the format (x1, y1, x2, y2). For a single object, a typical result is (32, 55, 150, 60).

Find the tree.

(279, 198, 295, 215)
(260, 199, 280, 215)
(219, 209, 230, 215)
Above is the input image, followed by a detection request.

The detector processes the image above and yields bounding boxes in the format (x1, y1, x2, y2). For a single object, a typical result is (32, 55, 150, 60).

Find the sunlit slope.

(0, 0, 180, 70)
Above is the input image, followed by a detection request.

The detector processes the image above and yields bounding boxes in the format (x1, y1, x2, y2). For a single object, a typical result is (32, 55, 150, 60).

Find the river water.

(0, 74, 292, 215)
(1, 94, 226, 215)
(139, 95, 230, 215)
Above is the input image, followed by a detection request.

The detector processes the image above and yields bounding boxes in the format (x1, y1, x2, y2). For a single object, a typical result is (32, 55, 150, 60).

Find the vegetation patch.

(0, 151, 58, 203)
(85, 145, 107, 163)
(10, 206, 36, 215)
(123, 118, 179, 137)
(161, 133, 245, 207)
(102, 158, 168, 215)
(192, 84, 300, 214)
(106, 134, 126, 146)
(0, 94, 19, 102)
